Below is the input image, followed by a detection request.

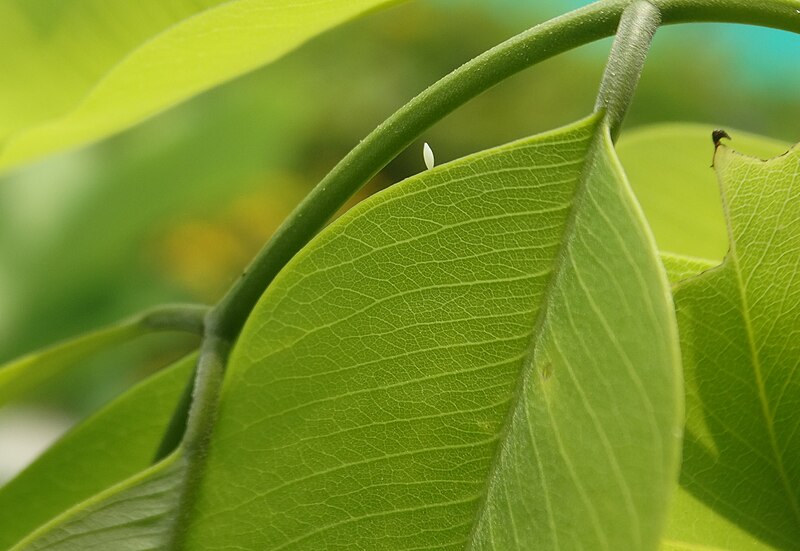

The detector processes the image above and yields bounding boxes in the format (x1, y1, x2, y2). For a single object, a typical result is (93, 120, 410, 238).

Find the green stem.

(181, 336, 230, 453)
(209, 0, 800, 342)
(595, 1, 662, 140)
(168, 335, 230, 548)
(137, 303, 209, 335)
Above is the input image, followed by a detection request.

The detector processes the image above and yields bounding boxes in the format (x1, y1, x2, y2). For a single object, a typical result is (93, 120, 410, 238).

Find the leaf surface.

(618, 124, 788, 261)
(10, 454, 186, 551)
(0, 322, 144, 408)
(660, 252, 715, 286)
(660, 488, 774, 551)
(0, 0, 400, 172)
(9, 116, 682, 549)
(667, 144, 800, 548)
(654, 254, 774, 551)
(184, 115, 682, 549)
(0, 356, 194, 550)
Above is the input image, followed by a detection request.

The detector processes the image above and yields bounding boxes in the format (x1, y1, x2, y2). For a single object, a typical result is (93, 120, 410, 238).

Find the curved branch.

(595, 1, 662, 140)
(209, 0, 800, 341)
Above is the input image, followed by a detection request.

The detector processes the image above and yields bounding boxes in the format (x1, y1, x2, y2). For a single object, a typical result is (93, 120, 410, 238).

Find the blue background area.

(479, 0, 800, 97)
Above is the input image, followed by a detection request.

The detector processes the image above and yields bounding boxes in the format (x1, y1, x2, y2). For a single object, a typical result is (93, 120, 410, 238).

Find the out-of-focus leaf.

(0, 322, 143, 409)
(0, 305, 203, 409)
(667, 143, 800, 548)
(183, 114, 681, 548)
(0, 355, 194, 550)
(0, 0, 402, 172)
(617, 124, 788, 261)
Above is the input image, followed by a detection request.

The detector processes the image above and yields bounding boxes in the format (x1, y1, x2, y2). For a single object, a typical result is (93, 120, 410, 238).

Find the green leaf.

(0, 355, 194, 550)
(0, 0, 401, 172)
(0, 322, 144, 409)
(9, 116, 682, 549)
(185, 115, 681, 548)
(667, 143, 800, 548)
(617, 124, 788, 261)
(661, 489, 774, 551)
(660, 252, 715, 286)
(659, 255, 772, 550)
(9, 453, 187, 551)
(0, 305, 203, 408)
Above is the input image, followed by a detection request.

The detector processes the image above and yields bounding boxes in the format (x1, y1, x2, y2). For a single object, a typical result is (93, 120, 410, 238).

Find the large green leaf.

(9, 115, 682, 549)
(665, 144, 800, 549)
(0, 355, 194, 550)
(184, 114, 681, 548)
(0, 0, 400, 172)
(617, 124, 788, 261)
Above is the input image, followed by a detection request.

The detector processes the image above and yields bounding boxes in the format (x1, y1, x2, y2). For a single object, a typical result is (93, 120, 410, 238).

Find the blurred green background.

(0, 0, 798, 472)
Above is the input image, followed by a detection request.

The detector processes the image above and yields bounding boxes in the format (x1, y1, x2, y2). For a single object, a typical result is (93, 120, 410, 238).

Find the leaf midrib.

(464, 120, 610, 550)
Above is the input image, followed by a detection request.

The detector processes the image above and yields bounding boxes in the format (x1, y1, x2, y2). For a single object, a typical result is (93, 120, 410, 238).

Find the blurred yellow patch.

(151, 172, 308, 300)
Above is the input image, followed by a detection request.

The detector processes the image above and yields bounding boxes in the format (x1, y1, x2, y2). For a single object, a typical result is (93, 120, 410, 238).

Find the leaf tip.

(711, 129, 731, 148)
(711, 129, 731, 168)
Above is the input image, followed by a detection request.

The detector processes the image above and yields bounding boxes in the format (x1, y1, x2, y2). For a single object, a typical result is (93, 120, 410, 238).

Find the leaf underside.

(661, 486, 775, 551)
(0, 356, 194, 550)
(8, 115, 682, 550)
(661, 255, 777, 551)
(10, 454, 186, 551)
(617, 124, 789, 262)
(186, 114, 681, 549)
(668, 144, 800, 550)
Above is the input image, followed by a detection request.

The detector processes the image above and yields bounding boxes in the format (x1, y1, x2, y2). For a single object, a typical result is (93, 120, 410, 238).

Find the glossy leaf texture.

(0, 0, 400, 173)
(182, 114, 682, 549)
(666, 144, 800, 549)
(0, 356, 194, 550)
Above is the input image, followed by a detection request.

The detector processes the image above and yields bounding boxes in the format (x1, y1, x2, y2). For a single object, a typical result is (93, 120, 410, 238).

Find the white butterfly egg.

(423, 142, 435, 170)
